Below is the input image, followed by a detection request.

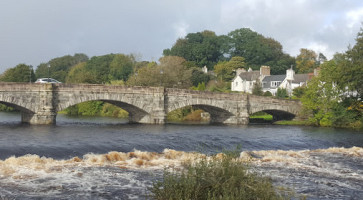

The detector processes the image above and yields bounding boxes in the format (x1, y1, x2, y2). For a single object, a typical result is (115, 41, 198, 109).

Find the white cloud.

(173, 21, 190, 39)
(346, 7, 363, 29)
(0, 0, 362, 73)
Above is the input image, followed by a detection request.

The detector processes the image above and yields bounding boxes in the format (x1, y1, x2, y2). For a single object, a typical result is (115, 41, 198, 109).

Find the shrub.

(149, 153, 292, 200)
(276, 88, 288, 99)
(263, 91, 273, 96)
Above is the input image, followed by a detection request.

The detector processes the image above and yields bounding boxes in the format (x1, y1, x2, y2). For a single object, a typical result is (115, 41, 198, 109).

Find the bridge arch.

(250, 109, 296, 121)
(248, 95, 301, 122)
(57, 96, 152, 124)
(167, 104, 235, 124)
(0, 96, 35, 122)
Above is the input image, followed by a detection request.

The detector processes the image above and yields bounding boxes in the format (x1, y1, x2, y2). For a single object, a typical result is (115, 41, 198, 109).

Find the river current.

(0, 112, 362, 199)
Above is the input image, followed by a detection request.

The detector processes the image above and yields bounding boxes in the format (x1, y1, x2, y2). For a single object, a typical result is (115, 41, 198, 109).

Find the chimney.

(236, 68, 246, 76)
(286, 68, 295, 81)
(260, 66, 270, 76)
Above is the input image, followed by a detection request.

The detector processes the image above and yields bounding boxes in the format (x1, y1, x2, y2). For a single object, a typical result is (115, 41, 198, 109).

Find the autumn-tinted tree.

(127, 56, 192, 88)
(0, 64, 35, 82)
(214, 56, 246, 81)
(295, 48, 318, 73)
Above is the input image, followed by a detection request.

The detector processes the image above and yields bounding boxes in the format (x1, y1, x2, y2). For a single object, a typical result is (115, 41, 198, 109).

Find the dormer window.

(271, 81, 281, 87)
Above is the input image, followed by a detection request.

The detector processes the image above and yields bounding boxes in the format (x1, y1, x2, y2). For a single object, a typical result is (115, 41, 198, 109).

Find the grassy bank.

(0, 103, 17, 112)
(149, 151, 299, 200)
(249, 111, 273, 121)
(274, 120, 310, 126)
(167, 106, 208, 122)
(59, 101, 128, 118)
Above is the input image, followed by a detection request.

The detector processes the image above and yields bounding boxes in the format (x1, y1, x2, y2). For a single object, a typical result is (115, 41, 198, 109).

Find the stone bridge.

(0, 83, 302, 125)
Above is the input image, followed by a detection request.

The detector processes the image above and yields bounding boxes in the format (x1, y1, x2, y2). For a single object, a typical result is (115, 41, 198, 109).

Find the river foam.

(0, 147, 362, 199)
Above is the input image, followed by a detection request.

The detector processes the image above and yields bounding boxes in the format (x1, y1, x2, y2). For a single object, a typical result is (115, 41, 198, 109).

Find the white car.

(35, 78, 62, 83)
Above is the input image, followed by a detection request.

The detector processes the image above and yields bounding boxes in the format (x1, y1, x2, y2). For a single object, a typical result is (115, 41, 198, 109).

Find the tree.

(263, 91, 273, 96)
(163, 30, 225, 69)
(84, 54, 115, 84)
(292, 87, 306, 98)
(317, 53, 327, 65)
(190, 68, 210, 87)
(127, 56, 192, 88)
(252, 82, 263, 96)
(296, 48, 318, 73)
(301, 57, 362, 128)
(276, 88, 288, 98)
(301, 76, 341, 126)
(214, 56, 246, 81)
(109, 54, 135, 81)
(35, 53, 88, 82)
(158, 56, 192, 88)
(65, 62, 97, 83)
(227, 28, 293, 74)
(344, 27, 363, 98)
(0, 64, 35, 82)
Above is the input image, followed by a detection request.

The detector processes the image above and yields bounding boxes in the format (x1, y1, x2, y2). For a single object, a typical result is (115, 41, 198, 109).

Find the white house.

(231, 66, 270, 93)
(262, 68, 311, 96)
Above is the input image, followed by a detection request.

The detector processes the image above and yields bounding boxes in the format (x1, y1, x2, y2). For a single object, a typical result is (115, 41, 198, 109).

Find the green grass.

(149, 151, 299, 200)
(274, 120, 310, 126)
(249, 112, 273, 121)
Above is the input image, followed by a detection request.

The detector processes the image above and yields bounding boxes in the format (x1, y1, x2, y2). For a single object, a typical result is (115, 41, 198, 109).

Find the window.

(271, 81, 281, 87)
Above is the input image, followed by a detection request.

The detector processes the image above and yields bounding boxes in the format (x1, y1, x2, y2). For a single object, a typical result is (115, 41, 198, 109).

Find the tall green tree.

(163, 30, 225, 69)
(344, 27, 363, 98)
(84, 54, 115, 84)
(35, 53, 88, 82)
(0, 64, 35, 82)
(65, 62, 97, 83)
(109, 54, 135, 81)
(252, 82, 263, 96)
(190, 68, 210, 87)
(227, 28, 294, 74)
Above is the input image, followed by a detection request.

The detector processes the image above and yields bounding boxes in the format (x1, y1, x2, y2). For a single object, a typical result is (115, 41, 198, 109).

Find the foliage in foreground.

(149, 153, 294, 200)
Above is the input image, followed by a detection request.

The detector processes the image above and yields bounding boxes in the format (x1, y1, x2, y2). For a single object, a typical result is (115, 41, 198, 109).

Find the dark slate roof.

(238, 71, 260, 81)
(262, 75, 285, 82)
(262, 75, 286, 89)
(293, 74, 310, 83)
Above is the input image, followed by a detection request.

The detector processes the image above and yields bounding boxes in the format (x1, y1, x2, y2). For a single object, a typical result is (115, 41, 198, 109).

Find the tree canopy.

(0, 64, 35, 82)
(163, 30, 225, 69)
(35, 53, 88, 82)
(164, 28, 295, 75)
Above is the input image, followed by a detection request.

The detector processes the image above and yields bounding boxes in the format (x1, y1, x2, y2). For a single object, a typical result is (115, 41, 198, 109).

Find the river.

(0, 112, 362, 199)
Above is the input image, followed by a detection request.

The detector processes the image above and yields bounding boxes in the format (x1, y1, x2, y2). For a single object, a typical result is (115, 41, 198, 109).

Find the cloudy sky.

(0, 0, 362, 72)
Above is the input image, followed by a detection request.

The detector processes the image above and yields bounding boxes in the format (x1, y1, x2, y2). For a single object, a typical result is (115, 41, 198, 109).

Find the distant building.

(202, 66, 208, 74)
(232, 66, 312, 96)
(262, 68, 310, 96)
(231, 66, 270, 93)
